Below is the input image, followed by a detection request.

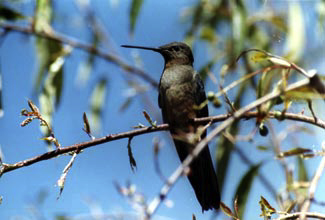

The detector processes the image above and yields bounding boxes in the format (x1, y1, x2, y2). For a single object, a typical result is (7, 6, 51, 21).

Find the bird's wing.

(194, 73, 209, 119)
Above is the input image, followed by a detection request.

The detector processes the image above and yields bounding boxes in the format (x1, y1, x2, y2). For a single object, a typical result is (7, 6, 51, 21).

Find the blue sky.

(0, 0, 324, 219)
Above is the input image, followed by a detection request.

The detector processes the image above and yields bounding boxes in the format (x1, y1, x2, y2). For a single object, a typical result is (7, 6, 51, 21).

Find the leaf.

(284, 86, 324, 101)
(200, 26, 217, 43)
(220, 202, 238, 219)
(90, 78, 108, 132)
(231, 0, 247, 55)
(234, 163, 261, 219)
(285, 2, 305, 62)
(129, 0, 143, 36)
(297, 156, 308, 181)
(276, 147, 312, 158)
(0, 5, 25, 21)
(127, 137, 137, 172)
(259, 196, 276, 217)
(82, 112, 91, 136)
(142, 110, 157, 127)
(119, 97, 133, 112)
(76, 31, 98, 86)
(256, 145, 270, 151)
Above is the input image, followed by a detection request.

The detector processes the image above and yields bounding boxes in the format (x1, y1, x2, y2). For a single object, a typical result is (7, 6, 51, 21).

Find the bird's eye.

(173, 46, 180, 52)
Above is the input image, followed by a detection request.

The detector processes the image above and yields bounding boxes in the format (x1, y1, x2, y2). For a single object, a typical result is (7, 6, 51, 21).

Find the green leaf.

(285, 2, 305, 61)
(276, 147, 312, 159)
(297, 156, 308, 181)
(90, 78, 108, 132)
(0, 5, 25, 21)
(259, 196, 276, 217)
(129, 0, 143, 36)
(200, 26, 217, 43)
(234, 163, 261, 219)
(231, 0, 247, 55)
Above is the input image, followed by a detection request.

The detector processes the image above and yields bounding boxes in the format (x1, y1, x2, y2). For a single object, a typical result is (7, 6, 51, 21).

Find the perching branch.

(1, 108, 324, 177)
(0, 22, 159, 88)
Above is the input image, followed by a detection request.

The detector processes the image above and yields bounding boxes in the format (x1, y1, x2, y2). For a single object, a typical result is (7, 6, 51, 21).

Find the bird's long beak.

(121, 45, 161, 52)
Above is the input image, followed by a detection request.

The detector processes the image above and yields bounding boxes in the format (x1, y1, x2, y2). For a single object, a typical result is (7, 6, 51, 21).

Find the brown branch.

(277, 212, 325, 220)
(0, 22, 159, 88)
(1, 109, 324, 176)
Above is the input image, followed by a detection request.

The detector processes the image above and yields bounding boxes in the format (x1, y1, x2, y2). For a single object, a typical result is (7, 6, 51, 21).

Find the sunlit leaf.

(284, 86, 324, 101)
(90, 78, 108, 132)
(259, 196, 276, 217)
(200, 26, 217, 43)
(234, 163, 261, 219)
(220, 202, 238, 219)
(76, 31, 98, 86)
(268, 57, 291, 67)
(0, 5, 25, 21)
(285, 2, 305, 61)
(256, 145, 270, 151)
(231, 0, 247, 55)
(297, 156, 308, 181)
(276, 147, 312, 158)
(129, 0, 143, 35)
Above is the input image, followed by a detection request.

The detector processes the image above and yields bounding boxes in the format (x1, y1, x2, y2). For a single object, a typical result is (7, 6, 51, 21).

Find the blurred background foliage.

(0, 0, 325, 219)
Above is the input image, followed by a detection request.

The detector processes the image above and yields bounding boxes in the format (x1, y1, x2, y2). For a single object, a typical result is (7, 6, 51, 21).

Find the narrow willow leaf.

(256, 145, 270, 151)
(129, 0, 143, 35)
(83, 112, 91, 135)
(276, 147, 312, 158)
(260, 196, 276, 213)
(220, 202, 238, 219)
(285, 2, 305, 61)
(142, 110, 156, 127)
(90, 78, 108, 132)
(127, 137, 137, 172)
(235, 163, 261, 219)
(231, 0, 247, 55)
(297, 156, 308, 181)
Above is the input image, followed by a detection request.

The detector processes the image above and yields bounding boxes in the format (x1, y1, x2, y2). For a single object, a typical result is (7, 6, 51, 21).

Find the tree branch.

(277, 212, 325, 220)
(0, 22, 159, 88)
(1, 108, 324, 176)
(300, 144, 325, 219)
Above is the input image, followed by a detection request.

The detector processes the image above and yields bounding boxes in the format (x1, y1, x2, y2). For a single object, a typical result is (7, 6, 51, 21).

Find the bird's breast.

(159, 65, 197, 127)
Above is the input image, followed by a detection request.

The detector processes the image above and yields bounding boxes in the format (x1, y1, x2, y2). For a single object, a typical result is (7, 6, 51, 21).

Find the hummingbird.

(121, 42, 220, 211)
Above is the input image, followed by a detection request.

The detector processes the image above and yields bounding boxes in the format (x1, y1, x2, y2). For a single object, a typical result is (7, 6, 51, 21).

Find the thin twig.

(300, 143, 325, 219)
(0, 23, 158, 88)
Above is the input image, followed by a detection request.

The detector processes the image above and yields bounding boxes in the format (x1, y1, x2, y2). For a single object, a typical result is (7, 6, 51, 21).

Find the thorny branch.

(0, 22, 159, 88)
